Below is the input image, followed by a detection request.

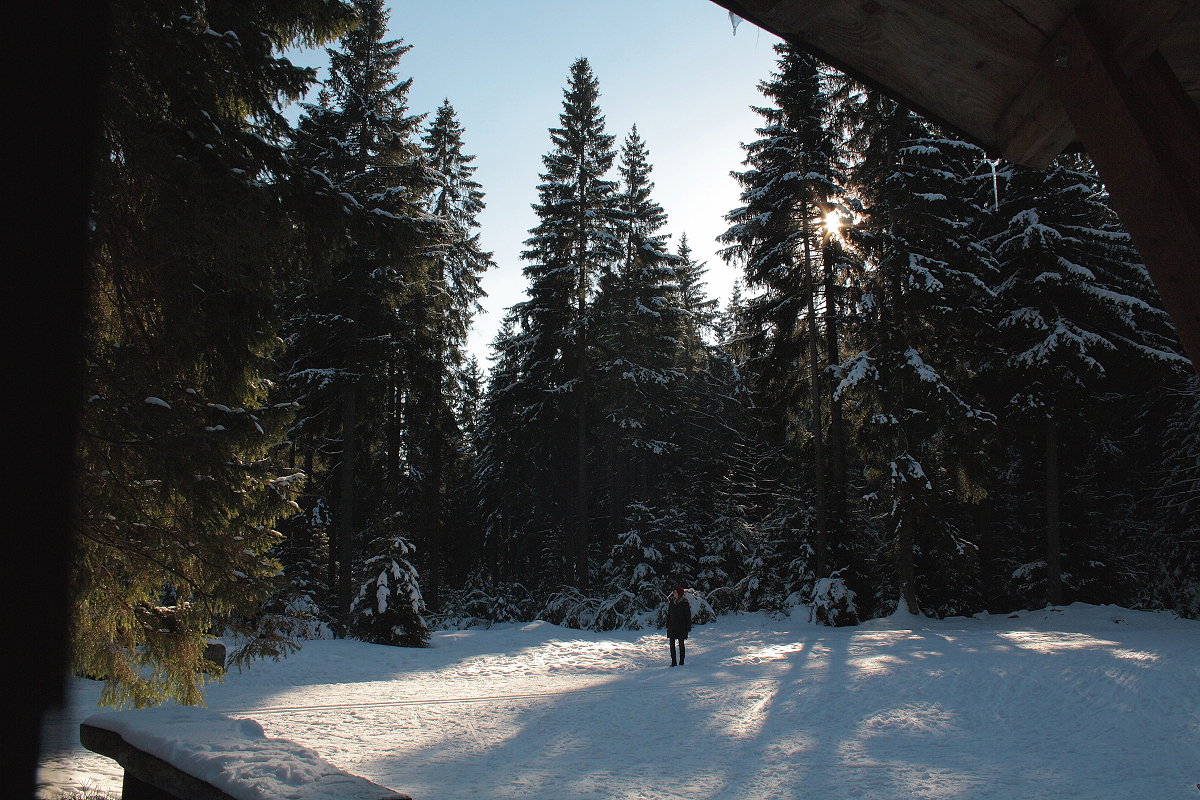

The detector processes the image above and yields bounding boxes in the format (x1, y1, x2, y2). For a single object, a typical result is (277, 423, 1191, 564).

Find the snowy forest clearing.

(39, 604, 1199, 800)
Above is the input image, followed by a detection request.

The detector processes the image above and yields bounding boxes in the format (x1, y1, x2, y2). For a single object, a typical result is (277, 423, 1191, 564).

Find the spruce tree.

(423, 99, 491, 346)
(512, 57, 619, 590)
(593, 126, 687, 541)
(597, 500, 694, 629)
(442, 354, 487, 588)
(350, 528, 429, 647)
(982, 156, 1189, 607)
(1145, 378, 1200, 617)
(285, 0, 437, 640)
(77, 0, 356, 706)
(836, 110, 997, 616)
(673, 234, 720, 367)
(401, 99, 493, 610)
(720, 44, 846, 582)
(475, 315, 542, 582)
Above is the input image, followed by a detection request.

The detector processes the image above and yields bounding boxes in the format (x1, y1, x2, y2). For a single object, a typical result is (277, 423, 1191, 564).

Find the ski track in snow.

(38, 605, 1200, 800)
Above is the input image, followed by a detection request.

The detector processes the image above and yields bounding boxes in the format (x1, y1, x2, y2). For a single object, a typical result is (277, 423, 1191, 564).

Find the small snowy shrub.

(540, 586, 603, 630)
(592, 588, 650, 631)
(696, 500, 755, 614)
(350, 532, 429, 647)
(258, 590, 335, 641)
(686, 588, 717, 624)
(808, 573, 859, 627)
(591, 500, 700, 630)
(432, 572, 532, 629)
(265, 504, 336, 638)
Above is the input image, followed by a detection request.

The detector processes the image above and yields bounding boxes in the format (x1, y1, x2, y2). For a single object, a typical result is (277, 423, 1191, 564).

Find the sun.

(824, 209, 844, 240)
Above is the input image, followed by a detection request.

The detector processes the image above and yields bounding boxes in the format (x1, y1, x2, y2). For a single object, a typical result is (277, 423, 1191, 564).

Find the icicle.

(729, 11, 742, 35)
(989, 158, 1001, 211)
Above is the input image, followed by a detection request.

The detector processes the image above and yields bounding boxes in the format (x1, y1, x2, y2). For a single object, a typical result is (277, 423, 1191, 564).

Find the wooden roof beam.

(998, 0, 1193, 166)
(1043, 5, 1200, 368)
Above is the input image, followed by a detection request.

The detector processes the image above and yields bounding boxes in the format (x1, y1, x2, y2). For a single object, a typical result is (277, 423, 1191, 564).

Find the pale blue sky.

(287, 0, 782, 363)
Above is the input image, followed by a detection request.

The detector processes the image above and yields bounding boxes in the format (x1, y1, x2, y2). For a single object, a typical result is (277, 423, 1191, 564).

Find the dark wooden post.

(1047, 6, 1200, 371)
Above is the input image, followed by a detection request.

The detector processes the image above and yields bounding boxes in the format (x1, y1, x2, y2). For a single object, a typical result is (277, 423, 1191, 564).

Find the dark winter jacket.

(666, 596, 692, 639)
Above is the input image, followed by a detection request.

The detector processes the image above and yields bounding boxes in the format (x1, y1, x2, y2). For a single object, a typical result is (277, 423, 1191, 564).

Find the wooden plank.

(992, 0, 1067, 36)
(1091, 0, 1193, 68)
(1159, 2, 1200, 99)
(774, 0, 1046, 144)
(1048, 8, 1200, 370)
(997, 0, 1191, 166)
(715, 0, 1199, 167)
(80, 724, 233, 800)
(989, 0, 1079, 166)
(714, 0, 1050, 153)
(995, 69, 1075, 167)
(80, 721, 414, 800)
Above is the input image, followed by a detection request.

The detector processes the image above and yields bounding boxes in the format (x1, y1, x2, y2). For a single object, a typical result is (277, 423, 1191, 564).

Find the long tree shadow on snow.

(350, 615, 1193, 800)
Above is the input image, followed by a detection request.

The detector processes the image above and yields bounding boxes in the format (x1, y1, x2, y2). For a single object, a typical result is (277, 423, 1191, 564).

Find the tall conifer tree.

(286, 0, 437, 639)
(674, 234, 720, 362)
(78, 0, 356, 706)
(594, 126, 686, 540)
(513, 57, 619, 589)
(720, 44, 845, 582)
(983, 157, 1189, 606)
(837, 102, 997, 615)
(408, 99, 493, 608)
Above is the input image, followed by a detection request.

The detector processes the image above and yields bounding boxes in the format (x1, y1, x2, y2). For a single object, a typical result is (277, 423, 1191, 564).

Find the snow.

(38, 604, 1200, 800)
(81, 709, 397, 800)
(834, 350, 876, 401)
(143, 397, 171, 409)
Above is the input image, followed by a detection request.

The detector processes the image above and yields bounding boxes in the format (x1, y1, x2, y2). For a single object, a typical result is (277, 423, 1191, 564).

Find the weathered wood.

(995, 69, 1074, 167)
(81, 724, 233, 800)
(998, 0, 1192, 165)
(710, 0, 1200, 166)
(1159, 2, 1200, 97)
(1046, 7, 1200, 369)
(80, 721, 412, 800)
(718, 0, 1050, 155)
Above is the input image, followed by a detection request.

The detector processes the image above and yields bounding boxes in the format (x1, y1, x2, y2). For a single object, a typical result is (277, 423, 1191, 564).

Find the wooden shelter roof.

(710, 0, 1200, 168)
(709, 0, 1200, 371)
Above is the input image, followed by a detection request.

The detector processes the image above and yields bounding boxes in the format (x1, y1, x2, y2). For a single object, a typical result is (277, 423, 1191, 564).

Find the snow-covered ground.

(38, 604, 1200, 799)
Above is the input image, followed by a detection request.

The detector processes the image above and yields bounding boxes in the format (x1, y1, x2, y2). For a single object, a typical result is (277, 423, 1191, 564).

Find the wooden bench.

(80, 708, 410, 800)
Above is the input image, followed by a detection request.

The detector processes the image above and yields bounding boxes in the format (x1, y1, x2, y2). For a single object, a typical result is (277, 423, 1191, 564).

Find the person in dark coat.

(665, 586, 692, 666)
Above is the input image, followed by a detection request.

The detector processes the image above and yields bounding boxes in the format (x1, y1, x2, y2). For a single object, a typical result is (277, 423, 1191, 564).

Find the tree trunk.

(823, 243, 846, 551)
(574, 210, 590, 591)
(976, 497, 997, 612)
(802, 206, 828, 575)
(423, 481, 443, 611)
(385, 365, 401, 496)
(424, 399, 444, 612)
(897, 506, 918, 614)
(337, 383, 357, 632)
(607, 435, 627, 548)
(303, 442, 314, 499)
(575, 330, 590, 590)
(807, 297, 828, 576)
(1045, 416, 1062, 606)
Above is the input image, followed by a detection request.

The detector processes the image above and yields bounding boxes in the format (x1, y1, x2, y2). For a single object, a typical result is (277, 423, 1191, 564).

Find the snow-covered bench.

(80, 707, 410, 800)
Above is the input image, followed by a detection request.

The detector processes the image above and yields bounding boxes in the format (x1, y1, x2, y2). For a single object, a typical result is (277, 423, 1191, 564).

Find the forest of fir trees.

(80, 0, 1199, 709)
